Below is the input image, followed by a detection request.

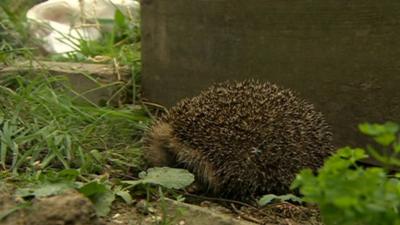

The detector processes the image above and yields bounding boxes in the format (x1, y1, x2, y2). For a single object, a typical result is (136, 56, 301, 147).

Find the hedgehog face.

(143, 122, 177, 167)
(144, 80, 333, 200)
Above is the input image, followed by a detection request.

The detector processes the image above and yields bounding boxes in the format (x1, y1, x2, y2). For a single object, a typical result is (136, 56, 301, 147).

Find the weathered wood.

(0, 61, 131, 105)
(141, 0, 400, 150)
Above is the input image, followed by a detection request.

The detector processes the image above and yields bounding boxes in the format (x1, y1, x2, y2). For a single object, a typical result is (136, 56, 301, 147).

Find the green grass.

(1, 0, 142, 103)
(0, 0, 39, 63)
(0, 1, 186, 219)
(0, 0, 150, 177)
(0, 73, 150, 176)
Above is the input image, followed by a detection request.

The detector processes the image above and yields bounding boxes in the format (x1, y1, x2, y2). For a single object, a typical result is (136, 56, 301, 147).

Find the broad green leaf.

(122, 180, 142, 187)
(334, 147, 367, 164)
(16, 183, 74, 198)
(359, 122, 398, 136)
(384, 122, 400, 134)
(79, 181, 115, 217)
(366, 145, 389, 165)
(258, 194, 302, 206)
(374, 133, 396, 146)
(258, 194, 277, 206)
(78, 181, 108, 197)
(91, 189, 115, 217)
(123, 167, 195, 189)
(279, 194, 303, 203)
(115, 190, 133, 205)
(114, 9, 126, 29)
(290, 122, 400, 225)
(336, 147, 353, 158)
(290, 169, 314, 189)
(333, 196, 358, 208)
(359, 122, 399, 146)
(359, 123, 385, 136)
(58, 169, 80, 181)
(349, 148, 368, 163)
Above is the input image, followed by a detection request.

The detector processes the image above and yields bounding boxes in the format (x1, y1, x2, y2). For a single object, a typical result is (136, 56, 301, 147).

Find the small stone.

(136, 199, 155, 215)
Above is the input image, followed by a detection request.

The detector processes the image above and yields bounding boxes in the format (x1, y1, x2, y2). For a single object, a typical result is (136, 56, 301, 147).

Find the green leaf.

(115, 190, 133, 204)
(366, 145, 389, 165)
(333, 196, 358, 208)
(258, 194, 302, 206)
(58, 169, 80, 181)
(78, 181, 108, 197)
(384, 122, 400, 134)
(79, 181, 115, 217)
(359, 123, 384, 136)
(290, 169, 314, 189)
(258, 194, 278, 206)
(374, 133, 396, 147)
(359, 122, 398, 136)
(359, 122, 399, 146)
(114, 9, 126, 29)
(289, 123, 400, 225)
(279, 194, 303, 203)
(91, 189, 115, 217)
(122, 179, 142, 187)
(16, 183, 74, 198)
(335, 147, 367, 164)
(123, 167, 195, 189)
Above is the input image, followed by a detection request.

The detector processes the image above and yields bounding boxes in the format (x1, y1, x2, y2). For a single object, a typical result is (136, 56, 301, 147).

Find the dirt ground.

(0, 184, 322, 225)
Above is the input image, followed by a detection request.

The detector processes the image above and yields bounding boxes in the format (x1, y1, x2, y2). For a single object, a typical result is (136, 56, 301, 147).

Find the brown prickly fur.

(144, 80, 334, 200)
(144, 121, 220, 193)
(143, 122, 177, 167)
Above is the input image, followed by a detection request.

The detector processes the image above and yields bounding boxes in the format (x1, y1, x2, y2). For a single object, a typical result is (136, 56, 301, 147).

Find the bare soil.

(0, 184, 322, 225)
(0, 185, 103, 225)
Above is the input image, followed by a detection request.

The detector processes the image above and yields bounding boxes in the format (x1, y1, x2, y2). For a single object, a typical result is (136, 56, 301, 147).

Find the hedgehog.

(144, 80, 333, 200)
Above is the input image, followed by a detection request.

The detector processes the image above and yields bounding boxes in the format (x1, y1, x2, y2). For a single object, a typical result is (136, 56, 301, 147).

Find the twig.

(141, 101, 168, 113)
(183, 193, 258, 211)
(230, 203, 263, 224)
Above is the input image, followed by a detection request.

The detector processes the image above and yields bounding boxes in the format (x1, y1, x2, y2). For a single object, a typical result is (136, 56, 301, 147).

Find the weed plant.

(292, 122, 400, 225)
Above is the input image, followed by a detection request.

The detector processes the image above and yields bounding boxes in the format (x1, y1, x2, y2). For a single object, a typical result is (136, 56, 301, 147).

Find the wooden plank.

(141, 0, 400, 151)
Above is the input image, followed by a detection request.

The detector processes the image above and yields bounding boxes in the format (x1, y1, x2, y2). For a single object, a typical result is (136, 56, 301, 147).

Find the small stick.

(230, 203, 263, 224)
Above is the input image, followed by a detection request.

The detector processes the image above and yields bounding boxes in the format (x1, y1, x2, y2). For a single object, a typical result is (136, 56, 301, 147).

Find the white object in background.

(26, 0, 140, 54)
